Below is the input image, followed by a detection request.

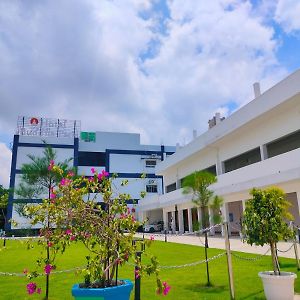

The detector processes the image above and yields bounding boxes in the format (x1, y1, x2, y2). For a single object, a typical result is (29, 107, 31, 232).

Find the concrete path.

(137, 232, 299, 259)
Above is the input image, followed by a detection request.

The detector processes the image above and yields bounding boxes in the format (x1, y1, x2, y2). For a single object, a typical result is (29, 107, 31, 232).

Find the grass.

(0, 239, 300, 299)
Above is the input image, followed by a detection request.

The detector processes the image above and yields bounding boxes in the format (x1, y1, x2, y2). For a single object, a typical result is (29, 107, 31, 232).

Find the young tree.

(182, 170, 222, 229)
(242, 187, 294, 275)
(15, 146, 73, 299)
(182, 170, 222, 286)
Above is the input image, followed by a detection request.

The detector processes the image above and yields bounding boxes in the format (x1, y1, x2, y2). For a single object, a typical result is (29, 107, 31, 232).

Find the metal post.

(164, 230, 167, 242)
(204, 231, 210, 286)
(293, 241, 300, 270)
(135, 251, 142, 300)
(3, 237, 6, 247)
(223, 222, 235, 300)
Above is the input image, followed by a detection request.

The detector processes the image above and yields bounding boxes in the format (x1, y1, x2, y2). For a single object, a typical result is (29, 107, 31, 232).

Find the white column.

(209, 207, 215, 235)
(296, 191, 300, 217)
(188, 208, 193, 232)
(171, 211, 176, 233)
(242, 200, 246, 212)
(163, 210, 168, 231)
(178, 210, 184, 233)
(197, 207, 202, 229)
(221, 203, 231, 236)
(260, 144, 268, 160)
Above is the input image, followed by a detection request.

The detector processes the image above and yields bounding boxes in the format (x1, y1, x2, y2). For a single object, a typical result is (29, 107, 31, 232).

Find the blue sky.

(0, 0, 300, 186)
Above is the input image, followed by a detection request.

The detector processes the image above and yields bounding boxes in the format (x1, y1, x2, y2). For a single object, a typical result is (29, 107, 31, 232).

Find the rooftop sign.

(16, 116, 81, 138)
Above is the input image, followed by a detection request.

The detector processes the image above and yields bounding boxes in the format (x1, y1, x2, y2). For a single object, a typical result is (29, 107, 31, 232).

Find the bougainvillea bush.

(23, 164, 170, 297)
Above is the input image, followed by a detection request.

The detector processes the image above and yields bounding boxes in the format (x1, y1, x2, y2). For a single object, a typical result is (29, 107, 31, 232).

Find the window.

(145, 160, 157, 168)
(166, 182, 176, 193)
(78, 151, 106, 166)
(204, 165, 217, 176)
(267, 129, 300, 158)
(224, 147, 261, 173)
(146, 185, 158, 193)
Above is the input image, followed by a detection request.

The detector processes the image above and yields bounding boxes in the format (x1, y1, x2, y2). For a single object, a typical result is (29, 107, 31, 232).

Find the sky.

(1, 0, 300, 187)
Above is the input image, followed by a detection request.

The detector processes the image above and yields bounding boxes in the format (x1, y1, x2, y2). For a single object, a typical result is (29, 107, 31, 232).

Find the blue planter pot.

(72, 280, 133, 300)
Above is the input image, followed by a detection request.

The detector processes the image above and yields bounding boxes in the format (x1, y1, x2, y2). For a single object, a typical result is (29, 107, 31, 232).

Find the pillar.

(209, 207, 215, 235)
(188, 208, 193, 232)
(197, 207, 202, 229)
(260, 144, 268, 160)
(178, 210, 184, 233)
(162, 210, 168, 231)
(221, 203, 231, 236)
(171, 211, 176, 233)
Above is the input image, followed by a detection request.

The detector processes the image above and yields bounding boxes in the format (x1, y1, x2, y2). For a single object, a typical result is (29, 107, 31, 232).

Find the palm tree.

(182, 170, 222, 286)
(16, 145, 72, 299)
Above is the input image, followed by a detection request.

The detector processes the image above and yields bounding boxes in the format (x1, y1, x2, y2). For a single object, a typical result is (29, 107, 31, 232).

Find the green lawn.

(0, 239, 300, 300)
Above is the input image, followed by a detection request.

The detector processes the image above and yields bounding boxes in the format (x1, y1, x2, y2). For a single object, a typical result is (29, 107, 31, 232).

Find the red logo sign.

(30, 117, 39, 125)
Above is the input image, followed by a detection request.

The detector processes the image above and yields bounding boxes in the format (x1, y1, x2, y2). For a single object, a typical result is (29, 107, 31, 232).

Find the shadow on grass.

(239, 290, 265, 300)
(184, 283, 226, 295)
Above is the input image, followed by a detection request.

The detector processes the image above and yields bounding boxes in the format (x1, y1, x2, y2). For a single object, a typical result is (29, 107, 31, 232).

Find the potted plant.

(242, 187, 296, 300)
(24, 164, 170, 299)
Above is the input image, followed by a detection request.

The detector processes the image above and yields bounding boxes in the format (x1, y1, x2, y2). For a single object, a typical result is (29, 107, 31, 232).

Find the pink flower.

(65, 229, 72, 235)
(89, 177, 94, 182)
(91, 167, 96, 174)
(98, 169, 109, 180)
(68, 171, 74, 177)
(44, 264, 53, 275)
(150, 235, 155, 241)
(131, 208, 136, 213)
(26, 282, 37, 295)
(47, 242, 53, 247)
(60, 178, 67, 186)
(37, 288, 41, 294)
(70, 235, 76, 241)
(50, 193, 56, 199)
(48, 160, 55, 171)
(163, 282, 171, 296)
(135, 269, 140, 279)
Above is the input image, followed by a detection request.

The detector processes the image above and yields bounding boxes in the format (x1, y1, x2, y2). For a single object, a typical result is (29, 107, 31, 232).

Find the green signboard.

(80, 132, 96, 142)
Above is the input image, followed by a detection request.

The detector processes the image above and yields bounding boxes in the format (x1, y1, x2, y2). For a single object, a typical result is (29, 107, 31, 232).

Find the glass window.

(146, 185, 158, 193)
(78, 151, 106, 166)
(145, 160, 157, 167)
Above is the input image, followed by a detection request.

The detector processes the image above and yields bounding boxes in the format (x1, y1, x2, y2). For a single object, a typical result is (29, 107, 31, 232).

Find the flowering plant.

(24, 164, 170, 297)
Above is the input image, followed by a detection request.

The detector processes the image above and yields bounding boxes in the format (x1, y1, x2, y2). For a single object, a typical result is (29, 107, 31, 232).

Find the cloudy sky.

(0, 0, 300, 187)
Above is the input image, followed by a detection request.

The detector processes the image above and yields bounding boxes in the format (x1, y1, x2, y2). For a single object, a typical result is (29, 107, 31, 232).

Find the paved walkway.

(137, 232, 299, 259)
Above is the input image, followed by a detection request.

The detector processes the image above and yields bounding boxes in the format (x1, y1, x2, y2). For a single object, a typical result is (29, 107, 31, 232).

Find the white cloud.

(275, 0, 300, 33)
(0, 143, 11, 187)
(0, 0, 288, 146)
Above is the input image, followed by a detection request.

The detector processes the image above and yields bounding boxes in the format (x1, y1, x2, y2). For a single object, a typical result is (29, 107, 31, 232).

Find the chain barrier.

(0, 267, 84, 277)
(277, 244, 294, 253)
(231, 248, 270, 261)
(159, 252, 226, 269)
(127, 252, 226, 269)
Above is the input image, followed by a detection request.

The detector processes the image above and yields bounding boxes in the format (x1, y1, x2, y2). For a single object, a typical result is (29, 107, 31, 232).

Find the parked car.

(144, 221, 163, 233)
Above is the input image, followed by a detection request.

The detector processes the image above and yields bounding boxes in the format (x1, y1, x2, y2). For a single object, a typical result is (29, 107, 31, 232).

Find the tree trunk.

(270, 242, 280, 275)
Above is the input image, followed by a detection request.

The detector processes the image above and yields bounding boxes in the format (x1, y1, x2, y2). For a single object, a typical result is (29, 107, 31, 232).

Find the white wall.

(79, 132, 141, 152)
(16, 147, 74, 170)
(19, 136, 74, 145)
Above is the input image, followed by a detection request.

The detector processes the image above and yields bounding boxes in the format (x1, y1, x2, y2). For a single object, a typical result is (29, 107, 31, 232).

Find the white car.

(144, 222, 163, 233)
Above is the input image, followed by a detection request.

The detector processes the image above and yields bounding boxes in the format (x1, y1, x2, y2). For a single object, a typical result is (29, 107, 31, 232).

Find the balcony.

(214, 147, 300, 195)
(139, 148, 300, 211)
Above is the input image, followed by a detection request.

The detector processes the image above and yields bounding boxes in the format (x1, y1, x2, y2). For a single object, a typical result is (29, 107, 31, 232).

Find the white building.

(138, 69, 300, 235)
(6, 118, 175, 230)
